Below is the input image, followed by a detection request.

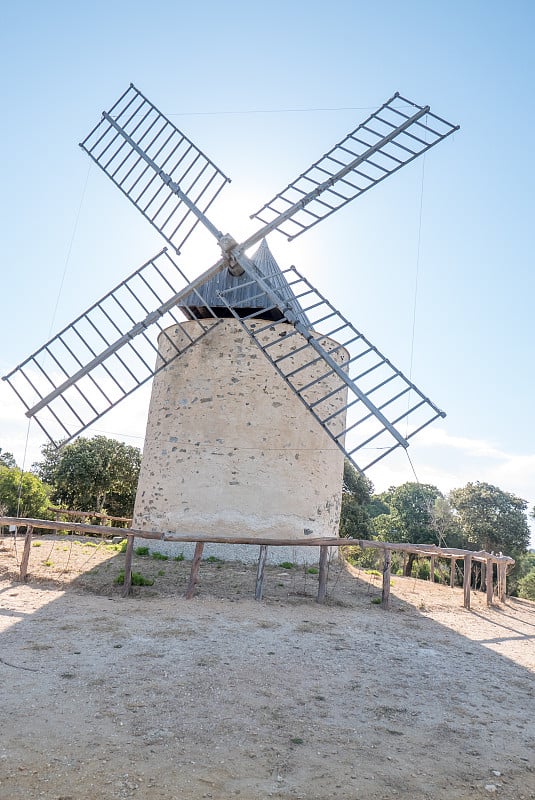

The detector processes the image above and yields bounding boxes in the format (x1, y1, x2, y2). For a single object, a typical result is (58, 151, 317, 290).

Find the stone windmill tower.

(3, 85, 458, 560)
(133, 238, 349, 556)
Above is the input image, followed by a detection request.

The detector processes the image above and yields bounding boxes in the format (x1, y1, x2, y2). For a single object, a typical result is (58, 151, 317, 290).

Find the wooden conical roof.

(178, 239, 310, 324)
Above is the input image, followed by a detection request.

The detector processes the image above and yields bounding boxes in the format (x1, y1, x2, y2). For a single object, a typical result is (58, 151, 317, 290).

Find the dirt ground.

(0, 532, 533, 800)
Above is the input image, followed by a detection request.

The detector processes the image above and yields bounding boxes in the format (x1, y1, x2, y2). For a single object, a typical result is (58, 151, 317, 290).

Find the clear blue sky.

(1, 1, 534, 535)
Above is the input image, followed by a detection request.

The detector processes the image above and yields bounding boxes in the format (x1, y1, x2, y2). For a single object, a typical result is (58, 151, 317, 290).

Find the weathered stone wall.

(134, 319, 347, 547)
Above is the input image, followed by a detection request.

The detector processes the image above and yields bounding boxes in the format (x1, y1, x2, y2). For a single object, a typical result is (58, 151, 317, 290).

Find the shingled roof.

(178, 239, 311, 325)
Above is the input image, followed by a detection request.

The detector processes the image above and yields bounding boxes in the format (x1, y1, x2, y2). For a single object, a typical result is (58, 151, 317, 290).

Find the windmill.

(3, 85, 458, 553)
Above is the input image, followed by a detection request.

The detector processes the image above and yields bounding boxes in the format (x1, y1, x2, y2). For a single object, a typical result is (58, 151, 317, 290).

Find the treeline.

(339, 461, 535, 600)
(0, 438, 141, 521)
(1, 440, 534, 599)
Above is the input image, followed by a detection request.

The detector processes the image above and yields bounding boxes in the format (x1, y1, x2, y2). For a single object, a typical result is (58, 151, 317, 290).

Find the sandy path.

(0, 536, 533, 800)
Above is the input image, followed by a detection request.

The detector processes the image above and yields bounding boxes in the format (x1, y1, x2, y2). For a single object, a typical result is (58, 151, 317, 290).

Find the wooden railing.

(48, 508, 133, 529)
(0, 516, 515, 608)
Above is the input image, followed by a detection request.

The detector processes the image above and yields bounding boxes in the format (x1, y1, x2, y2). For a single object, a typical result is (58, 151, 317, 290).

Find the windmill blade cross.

(3, 86, 457, 455)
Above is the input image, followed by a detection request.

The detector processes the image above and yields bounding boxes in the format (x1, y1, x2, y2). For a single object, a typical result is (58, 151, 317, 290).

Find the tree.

(0, 448, 16, 468)
(0, 466, 52, 519)
(339, 460, 374, 538)
(518, 569, 535, 601)
(34, 436, 142, 517)
(449, 482, 530, 558)
(371, 482, 443, 575)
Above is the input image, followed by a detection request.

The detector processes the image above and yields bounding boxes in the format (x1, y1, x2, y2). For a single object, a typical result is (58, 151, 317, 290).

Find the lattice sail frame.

(3, 85, 458, 468)
(80, 84, 230, 254)
(249, 92, 458, 241)
(217, 260, 445, 472)
(3, 251, 222, 446)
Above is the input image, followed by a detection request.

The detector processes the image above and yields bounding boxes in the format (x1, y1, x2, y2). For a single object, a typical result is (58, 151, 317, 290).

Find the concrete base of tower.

(133, 319, 348, 549)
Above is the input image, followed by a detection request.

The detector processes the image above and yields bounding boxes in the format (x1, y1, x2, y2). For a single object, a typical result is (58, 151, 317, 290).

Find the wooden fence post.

(382, 549, 392, 609)
(486, 557, 494, 606)
(463, 554, 472, 610)
(450, 557, 456, 588)
(255, 545, 268, 600)
(430, 555, 436, 582)
(185, 542, 204, 599)
(498, 561, 507, 603)
(122, 535, 134, 597)
(316, 546, 329, 604)
(19, 526, 33, 581)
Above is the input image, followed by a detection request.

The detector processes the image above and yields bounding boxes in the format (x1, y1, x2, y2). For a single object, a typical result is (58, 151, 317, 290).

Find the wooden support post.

(19, 526, 33, 581)
(486, 557, 494, 606)
(316, 546, 328, 604)
(463, 554, 472, 610)
(498, 562, 507, 603)
(430, 555, 436, 582)
(382, 549, 392, 609)
(255, 545, 268, 601)
(185, 542, 204, 599)
(480, 560, 487, 593)
(122, 535, 135, 597)
(450, 557, 456, 588)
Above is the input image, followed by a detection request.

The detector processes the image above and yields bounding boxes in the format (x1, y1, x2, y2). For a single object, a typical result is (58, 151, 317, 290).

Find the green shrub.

(173, 553, 185, 562)
(115, 570, 154, 586)
(518, 570, 535, 601)
(135, 546, 149, 556)
(306, 567, 319, 574)
(105, 538, 128, 553)
(204, 555, 223, 563)
(151, 551, 168, 561)
(279, 561, 296, 569)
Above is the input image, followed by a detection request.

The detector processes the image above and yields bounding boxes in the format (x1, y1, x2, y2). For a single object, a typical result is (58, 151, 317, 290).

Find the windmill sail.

(80, 84, 230, 254)
(3, 250, 222, 446)
(218, 257, 445, 472)
(249, 93, 459, 242)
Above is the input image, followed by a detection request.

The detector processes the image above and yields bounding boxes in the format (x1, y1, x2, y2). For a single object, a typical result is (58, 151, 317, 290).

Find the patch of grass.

(173, 553, 185, 562)
(82, 541, 99, 548)
(290, 737, 304, 745)
(43, 560, 54, 567)
(279, 561, 296, 569)
(371, 597, 382, 605)
(106, 539, 128, 553)
(151, 551, 169, 561)
(134, 545, 150, 556)
(306, 567, 319, 574)
(204, 555, 223, 563)
(115, 570, 154, 587)
(365, 569, 381, 577)
(32, 541, 42, 547)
